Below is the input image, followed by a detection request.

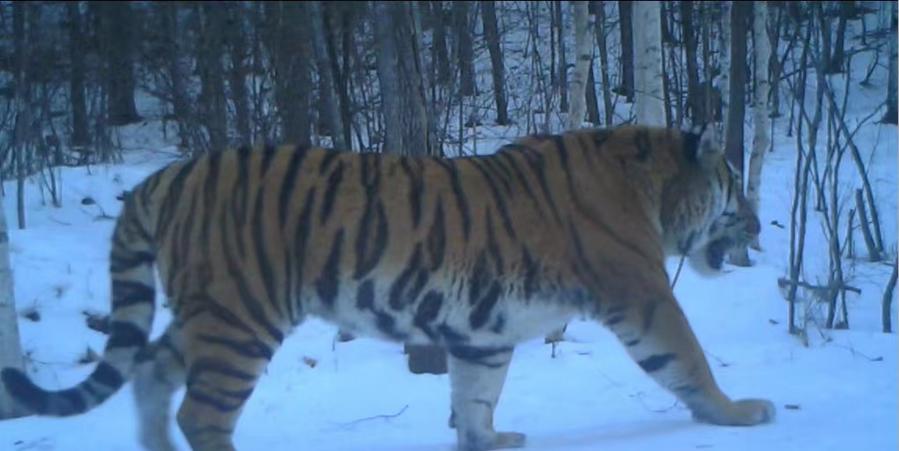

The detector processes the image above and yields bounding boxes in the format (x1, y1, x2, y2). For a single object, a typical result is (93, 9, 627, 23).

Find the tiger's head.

(660, 125, 761, 276)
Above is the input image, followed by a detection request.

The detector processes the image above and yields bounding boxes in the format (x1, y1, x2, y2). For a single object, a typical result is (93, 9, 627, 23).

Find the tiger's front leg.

(601, 290, 775, 426)
(447, 346, 526, 451)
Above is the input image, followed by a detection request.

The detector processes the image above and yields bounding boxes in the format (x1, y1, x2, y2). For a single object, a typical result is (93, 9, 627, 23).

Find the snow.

(0, 6, 897, 451)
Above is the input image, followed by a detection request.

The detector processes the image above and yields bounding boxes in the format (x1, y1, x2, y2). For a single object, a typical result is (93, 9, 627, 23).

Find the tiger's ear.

(683, 124, 722, 169)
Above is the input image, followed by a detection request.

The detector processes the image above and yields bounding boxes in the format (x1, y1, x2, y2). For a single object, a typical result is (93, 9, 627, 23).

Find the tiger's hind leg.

(447, 346, 525, 451)
(133, 324, 187, 451)
(173, 308, 285, 451)
(601, 292, 775, 426)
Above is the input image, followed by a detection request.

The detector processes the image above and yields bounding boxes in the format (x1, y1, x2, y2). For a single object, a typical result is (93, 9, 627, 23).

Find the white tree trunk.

(567, 1, 593, 130)
(747, 0, 771, 249)
(0, 194, 26, 419)
(633, 0, 666, 125)
(718, 1, 732, 141)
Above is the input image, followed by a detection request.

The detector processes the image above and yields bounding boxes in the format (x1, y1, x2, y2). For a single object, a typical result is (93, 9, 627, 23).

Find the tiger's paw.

(458, 431, 527, 451)
(693, 398, 776, 426)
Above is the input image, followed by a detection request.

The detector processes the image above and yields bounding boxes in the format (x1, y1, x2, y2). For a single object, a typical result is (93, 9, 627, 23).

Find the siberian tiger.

(2, 125, 774, 451)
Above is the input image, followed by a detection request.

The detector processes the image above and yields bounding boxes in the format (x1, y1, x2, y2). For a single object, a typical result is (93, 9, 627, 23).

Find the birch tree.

(746, 1, 770, 250)
(0, 193, 26, 419)
(567, 1, 593, 129)
(633, 0, 665, 125)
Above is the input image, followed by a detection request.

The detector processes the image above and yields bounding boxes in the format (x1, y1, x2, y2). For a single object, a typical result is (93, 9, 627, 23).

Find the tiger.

(1, 124, 774, 451)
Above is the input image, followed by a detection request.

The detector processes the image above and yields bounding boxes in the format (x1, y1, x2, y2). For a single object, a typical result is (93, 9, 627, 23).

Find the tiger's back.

(2, 125, 773, 451)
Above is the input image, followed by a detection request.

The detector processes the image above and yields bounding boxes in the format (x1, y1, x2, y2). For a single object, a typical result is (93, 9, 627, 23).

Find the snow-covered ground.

(1, 7, 897, 451)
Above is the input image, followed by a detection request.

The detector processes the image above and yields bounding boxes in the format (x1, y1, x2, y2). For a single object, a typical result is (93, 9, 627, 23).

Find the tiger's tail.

(2, 193, 157, 416)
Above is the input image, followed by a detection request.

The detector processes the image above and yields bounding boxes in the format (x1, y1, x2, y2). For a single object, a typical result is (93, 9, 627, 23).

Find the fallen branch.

(777, 277, 862, 297)
(338, 405, 409, 429)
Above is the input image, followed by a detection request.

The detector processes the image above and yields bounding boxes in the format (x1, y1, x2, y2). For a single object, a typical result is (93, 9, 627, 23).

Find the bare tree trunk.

(266, 3, 313, 146)
(568, 1, 593, 129)
(884, 259, 897, 333)
(158, 2, 192, 153)
(680, 0, 703, 123)
(747, 1, 771, 250)
(554, 1, 568, 112)
(884, 2, 897, 124)
(430, 1, 452, 87)
(594, 1, 613, 125)
(718, 1, 731, 135)
(829, 1, 852, 73)
(13, 1, 30, 230)
(2, 3, 27, 420)
(725, 1, 751, 266)
(95, 1, 142, 126)
(224, 3, 252, 146)
(481, 1, 509, 125)
(855, 189, 882, 262)
(453, 1, 477, 96)
(310, 1, 348, 150)
(374, 2, 404, 152)
(0, 190, 25, 419)
(66, 2, 90, 148)
(633, 0, 666, 125)
(197, 3, 228, 152)
(618, 1, 635, 101)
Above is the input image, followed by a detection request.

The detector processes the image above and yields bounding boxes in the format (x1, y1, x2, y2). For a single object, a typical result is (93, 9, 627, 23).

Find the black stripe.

(60, 390, 87, 414)
(425, 200, 446, 271)
(92, 362, 125, 388)
(318, 150, 341, 175)
(550, 135, 580, 204)
(641, 301, 659, 332)
(484, 209, 504, 274)
(187, 387, 247, 413)
(356, 280, 375, 310)
(388, 244, 428, 310)
(566, 221, 604, 290)
(292, 188, 317, 310)
(110, 251, 154, 273)
(521, 246, 539, 299)
(2, 368, 48, 413)
(220, 211, 285, 344)
(437, 323, 469, 345)
(511, 144, 563, 223)
(468, 159, 517, 239)
(414, 291, 443, 338)
(637, 353, 677, 372)
(106, 321, 148, 349)
(469, 282, 501, 330)
(111, 280, 155, 309)
(447, 345, 511, 368)
(319, 161, 345, 224)
(434, 159, 471, 240)
(252, 188, 283, 317)
(400, 157, 424, 228)
(188, 358, 257, 383)
(354, 200, 388, 279)
(481, 156, 513, 193)
(259, 144, 277, 178)
(316, 229, 345, 308)
(604, 314, 625, 326)
(155, 159, 199, 240)
(495, 150, 544, 216)
(375, 310, 405, 340)
(278, 145, 310, 228)
(196, 334, 273, 360)
(633, 128, 652, 161)
(468, 253, 489, 305)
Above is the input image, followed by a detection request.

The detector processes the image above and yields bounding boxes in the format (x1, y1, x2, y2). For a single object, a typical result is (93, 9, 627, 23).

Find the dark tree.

(264, 2, 313, 146)
(430, 1, 452, 86)
(94, 2, 142, 126)
(453, 1, 477, 96)
(725, 1, 751, 267)
(481, 1, 509, 124)
(197, 3, 228, 152)
(618, 0, 635, 101)
(66, 3, 90, 147)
